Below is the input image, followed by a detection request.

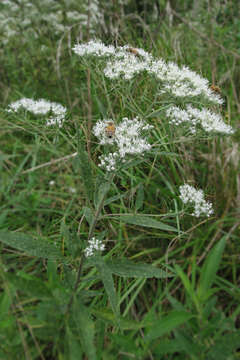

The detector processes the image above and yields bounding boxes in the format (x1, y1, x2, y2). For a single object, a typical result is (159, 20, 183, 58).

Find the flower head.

(73, 40, 115, 57)
(166, 105, 234, 135)
(7, 98, 66, 127)
(73, 40, 224, 104)
(84, 237, 105, 257)
(179, 184, 214, 218)
(92, 117, 153, 171)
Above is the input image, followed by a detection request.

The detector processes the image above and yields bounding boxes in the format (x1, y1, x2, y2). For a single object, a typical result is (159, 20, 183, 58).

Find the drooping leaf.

(83, 206, 94, 227)
(145, 311, 193, 341)
(120, 215, 178, 232)
(96, 259, 119, 320)
(107, 259, 172, 278)
(175, 264, 199, 308)
(198, 236, 227, 299)
(94, 181, 112, 210)
(135, 183, 144, 211)
(0, 231, 64, 261)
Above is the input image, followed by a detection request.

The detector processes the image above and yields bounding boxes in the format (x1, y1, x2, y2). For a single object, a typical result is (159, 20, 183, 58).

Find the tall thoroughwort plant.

(2, 40, 235, 359)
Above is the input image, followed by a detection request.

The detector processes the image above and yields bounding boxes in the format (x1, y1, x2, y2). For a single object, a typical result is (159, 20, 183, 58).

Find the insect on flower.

(126, 47, 140, 57)
(105, 121, 116, 139)
(210, 84, 221, 94)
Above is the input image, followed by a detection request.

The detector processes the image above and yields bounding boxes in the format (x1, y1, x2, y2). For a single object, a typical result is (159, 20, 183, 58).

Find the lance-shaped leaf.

(96, 258, 119, 320)
(0, 231, 64, 261)
(197, 235, 227, 300)
(120, 215, 178, 232)
(107, 259, 172, 278)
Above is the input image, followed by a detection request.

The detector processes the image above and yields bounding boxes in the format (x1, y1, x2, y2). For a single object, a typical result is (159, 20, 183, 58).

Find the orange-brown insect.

(126, 47, 140, 57)
(105, 121, 116, 139)
(210, 84, 221, 94)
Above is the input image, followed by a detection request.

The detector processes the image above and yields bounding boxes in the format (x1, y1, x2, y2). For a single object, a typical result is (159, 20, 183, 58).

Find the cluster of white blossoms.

(179, 184, 214, 218)
(166, 105, 234, 135)
(84, 237, 105, 257)
(93, 117, 153, 171)
(72, 40, 115, 57)
(98, 152, 119, 172)
(73, 40, 223, 104)
(7, 98, 67, 127)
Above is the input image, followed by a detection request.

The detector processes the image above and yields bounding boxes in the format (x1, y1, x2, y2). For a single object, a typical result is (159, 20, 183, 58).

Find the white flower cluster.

(73, 40, 115, 57)
(84, 237, 105, 257)
(7, 98, 66, 127)
(166, 105, 234, 135)
(73, 40, 223, 104)
(99, 152, 119, 172)
(93, 117, 153, 171)
(179, 184, 214, 218)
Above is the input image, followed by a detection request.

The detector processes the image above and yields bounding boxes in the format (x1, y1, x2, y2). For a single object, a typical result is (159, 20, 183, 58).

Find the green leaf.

(83, 206, 94, 226)
(96, 259, 119, 319)
(107, 259, 172, 278)
(94, 181, 111, 209)
(120, 215, 178, 232)
(135, 183, 144, 211)
(145, 311, 193, 341)
(198, 236, 227, 299)
(0, 231, 64, 261)
(175, 264, 199, 308)
(73, 299, 96, 360)
(66, 327, 83, 360)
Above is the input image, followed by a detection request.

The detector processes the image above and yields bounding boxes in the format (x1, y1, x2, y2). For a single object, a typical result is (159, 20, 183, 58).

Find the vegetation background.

(0, 0, 240, 359)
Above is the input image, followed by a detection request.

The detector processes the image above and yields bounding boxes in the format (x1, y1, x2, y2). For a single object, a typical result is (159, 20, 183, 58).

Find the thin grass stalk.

(87, 0, 92, 158)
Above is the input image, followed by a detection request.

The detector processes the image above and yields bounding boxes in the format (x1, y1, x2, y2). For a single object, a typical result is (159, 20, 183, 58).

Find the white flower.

(115, 117, 152, 158)
(7, 98, 66, 127)
(179, 184, 214, 218)
(92, 119, 115, 145)
(73, 40, 115, 57)
(166, 105, 234, 135)
(99, 152, 119, 171)
(93, 117, 153, 171)
(74, 40, 224, 104)
(84, 237, 105, 257)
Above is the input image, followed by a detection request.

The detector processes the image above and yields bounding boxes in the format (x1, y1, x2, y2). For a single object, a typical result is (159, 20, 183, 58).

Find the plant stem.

(66, 172, 115, 313)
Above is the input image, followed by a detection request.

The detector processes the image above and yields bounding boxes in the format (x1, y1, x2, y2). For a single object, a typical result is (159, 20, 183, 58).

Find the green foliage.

(0, 231, 64, 260)
(0, 0, 239, 358)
